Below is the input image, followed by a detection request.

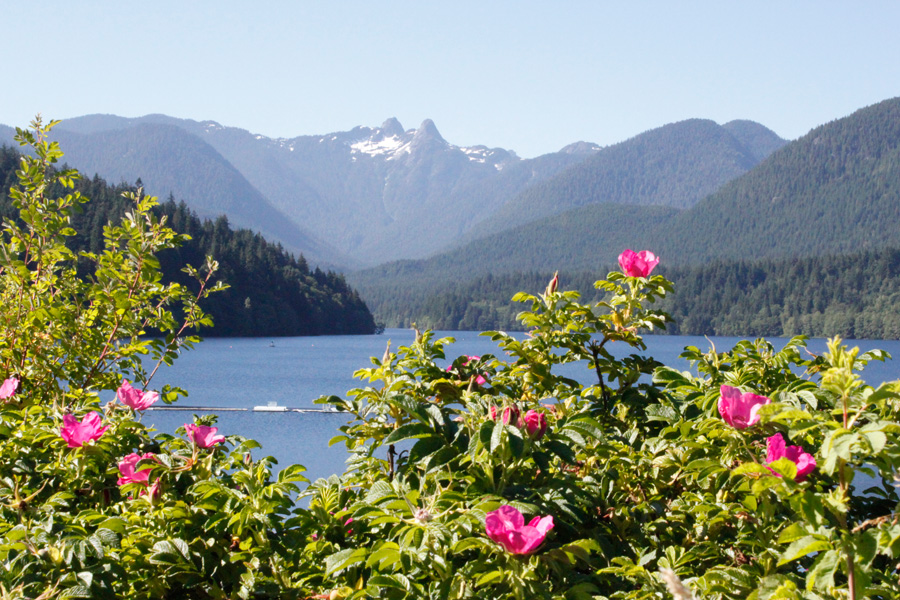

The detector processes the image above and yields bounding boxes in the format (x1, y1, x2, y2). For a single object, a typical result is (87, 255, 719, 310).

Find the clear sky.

(3, 2, 899, 158)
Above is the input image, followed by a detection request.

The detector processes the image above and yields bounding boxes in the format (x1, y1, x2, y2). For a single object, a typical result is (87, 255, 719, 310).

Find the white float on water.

(253, 401, 289, 412)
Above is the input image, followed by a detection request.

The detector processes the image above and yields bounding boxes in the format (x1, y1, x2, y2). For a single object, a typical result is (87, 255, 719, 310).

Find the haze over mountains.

(5, 97, 900, 337)
(0, 113, 785, 269)
(352, 97, 900, 332)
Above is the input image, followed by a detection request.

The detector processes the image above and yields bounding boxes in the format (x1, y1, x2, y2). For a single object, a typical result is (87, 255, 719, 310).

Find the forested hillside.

(658, 96, 900, 264)
(364, 248, 900, 340)
(462, 118, 785, 240)
(355, 97, 900, 308)
(349, 203, 678, 304)
(0, 145, 376, 336)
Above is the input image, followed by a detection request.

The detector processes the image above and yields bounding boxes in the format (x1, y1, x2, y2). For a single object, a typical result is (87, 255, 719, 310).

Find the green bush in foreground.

(1, 119, 899, 599)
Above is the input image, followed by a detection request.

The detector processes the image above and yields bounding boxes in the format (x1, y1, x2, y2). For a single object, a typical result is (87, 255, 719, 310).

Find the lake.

(142, 330, 900, 485)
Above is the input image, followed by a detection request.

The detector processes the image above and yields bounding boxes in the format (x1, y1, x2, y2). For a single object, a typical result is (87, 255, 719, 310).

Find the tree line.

(365, 248, 900, 340)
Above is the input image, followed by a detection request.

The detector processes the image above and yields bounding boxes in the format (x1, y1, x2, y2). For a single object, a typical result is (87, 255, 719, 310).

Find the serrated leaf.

(475, 570, 504, 587)
(366, 543, 401, 568)
(778, 535, 832, 565)
(365, 481, 395, 504)
(776, 523, 808, 544)
(489, 420, 505, 454)
(385, 423, 434, 444)
(733, 462, 771, 476)
(767, 458, 798, 481)
(325, 547, 366, 575)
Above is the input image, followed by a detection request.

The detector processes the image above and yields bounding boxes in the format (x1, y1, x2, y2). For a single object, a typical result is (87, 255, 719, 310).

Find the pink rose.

(766, 433, 816, 482)
(523, 409, 548, 440)
(0, 377, 18, 400)
(485, 505, 554, 554)
(447, 356, 487, 386)
(60, 412, 108, 448)
(718, 385, 770, 429)
(117, 380, 159, 411)
(489, 404, 520, 425)
(117, 452, 156, 486)
(618, 249, 659, 278)
(185, 423, 226, 448)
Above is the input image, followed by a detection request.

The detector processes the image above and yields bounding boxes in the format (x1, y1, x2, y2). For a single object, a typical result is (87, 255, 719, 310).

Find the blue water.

(142, 331, 900, 484)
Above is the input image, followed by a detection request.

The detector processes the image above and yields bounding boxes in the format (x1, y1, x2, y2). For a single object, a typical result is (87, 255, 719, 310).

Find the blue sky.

(3, 2, 899, 157)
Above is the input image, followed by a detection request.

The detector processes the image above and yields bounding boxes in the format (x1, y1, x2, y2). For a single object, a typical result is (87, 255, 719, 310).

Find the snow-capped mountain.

(0, 113, 780, 269)
(22, 115, 594, 266)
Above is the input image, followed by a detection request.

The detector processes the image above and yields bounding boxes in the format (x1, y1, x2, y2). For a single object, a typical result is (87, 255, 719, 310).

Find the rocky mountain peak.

(414, 119, 445, 143)
(559, 141, 601, 155)
(380, 117, 405, 137)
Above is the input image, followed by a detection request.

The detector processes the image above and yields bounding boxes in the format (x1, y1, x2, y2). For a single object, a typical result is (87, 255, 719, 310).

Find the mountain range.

(0, 112, 784, 269)
(350, 97, 900, 329)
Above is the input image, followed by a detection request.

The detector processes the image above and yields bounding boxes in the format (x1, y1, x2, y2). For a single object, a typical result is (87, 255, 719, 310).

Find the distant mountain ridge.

(462, 118, 787, 241)
(351, 97, 900, 326)
(1, 112, 783, 268)
(18, 114, 597, 266)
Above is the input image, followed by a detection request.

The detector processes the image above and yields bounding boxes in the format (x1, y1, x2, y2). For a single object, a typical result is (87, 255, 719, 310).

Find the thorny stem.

(589, 338, 611, 409)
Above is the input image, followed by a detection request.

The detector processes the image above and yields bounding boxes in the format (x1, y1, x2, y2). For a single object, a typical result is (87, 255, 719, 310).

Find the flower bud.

(489, 404, 520, 425)
(544, 271, 559, 296)
(414, 508, 433, 524)
(523, 409, 548, 440)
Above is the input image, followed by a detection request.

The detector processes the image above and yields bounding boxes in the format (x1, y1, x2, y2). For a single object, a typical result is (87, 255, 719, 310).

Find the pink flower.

(618, 249, 660, 278)
(185, 423, 226, 448)
(485, 505, 554, 554)
(489, 404, 520, 425)
(523, 410, 548, 440)
(0, 377, 18, 400)
(447, 356, 487, 386)
(117, 452, 156, 486)
(718, 385, 770, 429)
(145, 479, 161, 499)
(766, 433, 816, 482)
(117, 380, 159, 411)
(60, 412, 108, 448)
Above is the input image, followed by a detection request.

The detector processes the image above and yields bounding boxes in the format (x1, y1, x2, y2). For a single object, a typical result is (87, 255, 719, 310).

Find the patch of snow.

(350, 135, 412, 160)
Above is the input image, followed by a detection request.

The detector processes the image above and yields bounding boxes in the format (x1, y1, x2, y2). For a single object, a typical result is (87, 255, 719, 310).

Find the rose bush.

(1, 118, 899, 599)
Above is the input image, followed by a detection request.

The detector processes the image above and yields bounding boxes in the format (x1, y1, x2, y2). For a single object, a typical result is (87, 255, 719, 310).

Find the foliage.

(2, 118, 900, 599)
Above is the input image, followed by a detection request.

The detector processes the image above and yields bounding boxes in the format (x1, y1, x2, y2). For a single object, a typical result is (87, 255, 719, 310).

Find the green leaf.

(490, 420, 505, 454)
(767, 458, 798, 481)
(325, 547, 367, 575)
(652, 367, 692, 386)
(545, 439, 577, 464)
(365, 481, 395, 503)
(777, 523, 808, 544)
(733, 462, 770, 476)
(778, 535, 832, 565)
(475, 570, 504, 587)
(385, 423, 435, 445)
(806, 549, 839, 592)
(366, 543, 401, 568)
